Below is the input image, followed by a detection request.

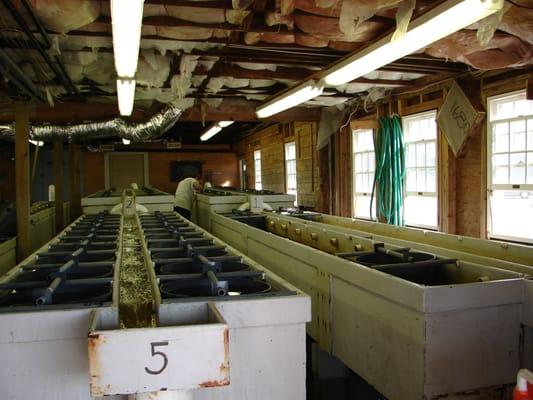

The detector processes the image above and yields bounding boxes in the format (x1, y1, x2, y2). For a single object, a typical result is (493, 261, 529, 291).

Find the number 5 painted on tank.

(145, 341, 169, 375)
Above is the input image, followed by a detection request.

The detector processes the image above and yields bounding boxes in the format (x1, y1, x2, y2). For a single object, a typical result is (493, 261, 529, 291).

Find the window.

(487, 91, 533, 243)
(284, 141, 297, 204)
(352, 129, 376, 219)
(254, 150, 262, 190)
(402, 110, 438, 229)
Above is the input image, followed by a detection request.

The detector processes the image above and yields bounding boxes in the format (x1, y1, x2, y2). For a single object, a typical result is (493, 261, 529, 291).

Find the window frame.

(284, 141, 297, 201)
(351, 128, 376, 220)
(254, 149, 262, 191)
(401, 109, 439, 230)
(486, 89, 533, 244)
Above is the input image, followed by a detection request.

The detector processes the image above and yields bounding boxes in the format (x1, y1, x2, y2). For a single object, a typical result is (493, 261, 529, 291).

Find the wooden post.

(15, 103, 31, 261)
(69, 143, 81, 221)
(53, 140, 64, 233)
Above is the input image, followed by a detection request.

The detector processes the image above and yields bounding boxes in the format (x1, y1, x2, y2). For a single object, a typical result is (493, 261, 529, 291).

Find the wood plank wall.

(233, 122, 326, 212)
(82, 150, 238, 196)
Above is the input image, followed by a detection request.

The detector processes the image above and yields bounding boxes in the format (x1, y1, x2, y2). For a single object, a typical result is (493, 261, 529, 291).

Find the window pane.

(510, 152, 526, 184)
(368, 154, 375, 172)
(492, 153, 508, 184)
(416, 142, 425, 166)
(515, 99, 533, 117)
(364, 173, 373, 192)
(406, 169, 416, 192)
(493, 122, 509, 153)
(404, 195, 437, 228)
(527, 152, 533, 184)
(488, 92, 533, 242)
(406, 144, 416, 167)
(354, 195, 376, 219)
(496, 101, 514, 120)
(352, 129, 376, 218)
(416, 168, 426, 192)
(426, 142, 436, 167)
(426, 167, 436, 192)
(526, 118, 533, 151)
(355, 173, 363, 191)
(490, 190, 533, 241)
(361, 152, 368, 173)
(510, 120, 526, 152)
(285, 142, 297, 202)
(402, 111, 438, 228)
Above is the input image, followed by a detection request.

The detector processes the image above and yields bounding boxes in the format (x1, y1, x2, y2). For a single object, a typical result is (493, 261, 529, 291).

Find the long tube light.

(200, 121, 234, 141)
(256, 81, 323, 119)
(117, 79, 136, 116)
(254, 0, 503, 118)
(110, 0, 144, 78)
(321, 0, 503, 87)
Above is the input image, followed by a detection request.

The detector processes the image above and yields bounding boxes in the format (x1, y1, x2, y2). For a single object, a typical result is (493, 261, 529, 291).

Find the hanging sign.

(437, 81, 485, 157)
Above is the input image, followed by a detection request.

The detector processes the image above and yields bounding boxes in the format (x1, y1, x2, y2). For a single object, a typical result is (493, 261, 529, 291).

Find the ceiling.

(0, 0, 531, 143)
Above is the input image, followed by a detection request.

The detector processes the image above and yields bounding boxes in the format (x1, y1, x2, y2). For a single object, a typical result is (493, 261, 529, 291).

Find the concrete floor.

(308, 373, 387, 400)
(306, 337, 387, 400)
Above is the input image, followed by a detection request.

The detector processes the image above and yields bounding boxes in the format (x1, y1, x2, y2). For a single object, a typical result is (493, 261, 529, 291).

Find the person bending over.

(174, 175, 202, 220)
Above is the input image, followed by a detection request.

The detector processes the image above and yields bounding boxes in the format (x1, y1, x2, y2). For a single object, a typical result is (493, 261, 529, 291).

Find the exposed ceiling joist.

(0, 99, 321, 123)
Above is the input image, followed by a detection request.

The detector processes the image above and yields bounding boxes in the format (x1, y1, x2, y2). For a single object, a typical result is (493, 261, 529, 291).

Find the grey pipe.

(19, 0, 51, 49)
(0, 48, 45, 101)
(1, 0, 79, 96)
(0, 104, 182, 143)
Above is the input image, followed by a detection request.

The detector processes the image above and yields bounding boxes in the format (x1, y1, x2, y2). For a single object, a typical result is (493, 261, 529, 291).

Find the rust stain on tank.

(220, 327, 230, 378)
(223, 327, 229, 358)
(198, 378, 230, 388)
(88, 332, 106, 396)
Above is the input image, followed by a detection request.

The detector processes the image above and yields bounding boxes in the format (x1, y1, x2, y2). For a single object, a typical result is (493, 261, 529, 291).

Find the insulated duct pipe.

(0, 104, 182, 143)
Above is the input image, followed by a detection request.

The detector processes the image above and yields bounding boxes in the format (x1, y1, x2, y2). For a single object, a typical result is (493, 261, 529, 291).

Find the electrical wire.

(370, 115, 406, 225)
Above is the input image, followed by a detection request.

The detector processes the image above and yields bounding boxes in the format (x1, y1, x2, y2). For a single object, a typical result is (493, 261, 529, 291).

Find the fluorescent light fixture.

(110, 0, 145, 78)
(256, 81, 323, 118)
(218, 121, 234, 128)
(29, 140, 43, 147)
(200, 121, 234, 141)
(322, 0, 503, 86)
(200, 125, 222, 142)
(122, 138, 131, 145)
(117, 79, 136, 116)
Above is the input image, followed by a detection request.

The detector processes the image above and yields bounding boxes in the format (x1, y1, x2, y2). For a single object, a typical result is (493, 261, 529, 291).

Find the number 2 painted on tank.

(145, 341, 169, 375)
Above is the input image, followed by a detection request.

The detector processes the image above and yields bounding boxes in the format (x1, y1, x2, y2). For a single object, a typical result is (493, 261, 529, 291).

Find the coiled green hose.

(370, 115, 406, 225)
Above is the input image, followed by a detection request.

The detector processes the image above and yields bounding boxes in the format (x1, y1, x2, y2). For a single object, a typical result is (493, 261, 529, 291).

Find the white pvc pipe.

(237, 201, 273, 211)
(237, 202, 250, 211)
(262, 202, 273, 211)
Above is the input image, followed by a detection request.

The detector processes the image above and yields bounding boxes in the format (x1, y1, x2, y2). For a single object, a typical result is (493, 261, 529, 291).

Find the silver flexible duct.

(0, 104, 181, 143)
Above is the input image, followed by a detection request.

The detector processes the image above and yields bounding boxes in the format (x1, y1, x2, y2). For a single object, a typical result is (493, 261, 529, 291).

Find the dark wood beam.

(15, 103, 31, 261)
(196, 64, 413, 85)
(94, 14, 327, 38)
(53, 140, 64, 233)
(0, 99, 320, 123)
(179, 98, 321, 121)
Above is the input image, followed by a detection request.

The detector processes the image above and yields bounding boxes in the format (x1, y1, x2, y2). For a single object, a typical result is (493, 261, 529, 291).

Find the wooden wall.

(82, 150, 238, 195)
(83, 151, 105, 196)
(148, 151, 238, 194)
(234, 122, 326, 212)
